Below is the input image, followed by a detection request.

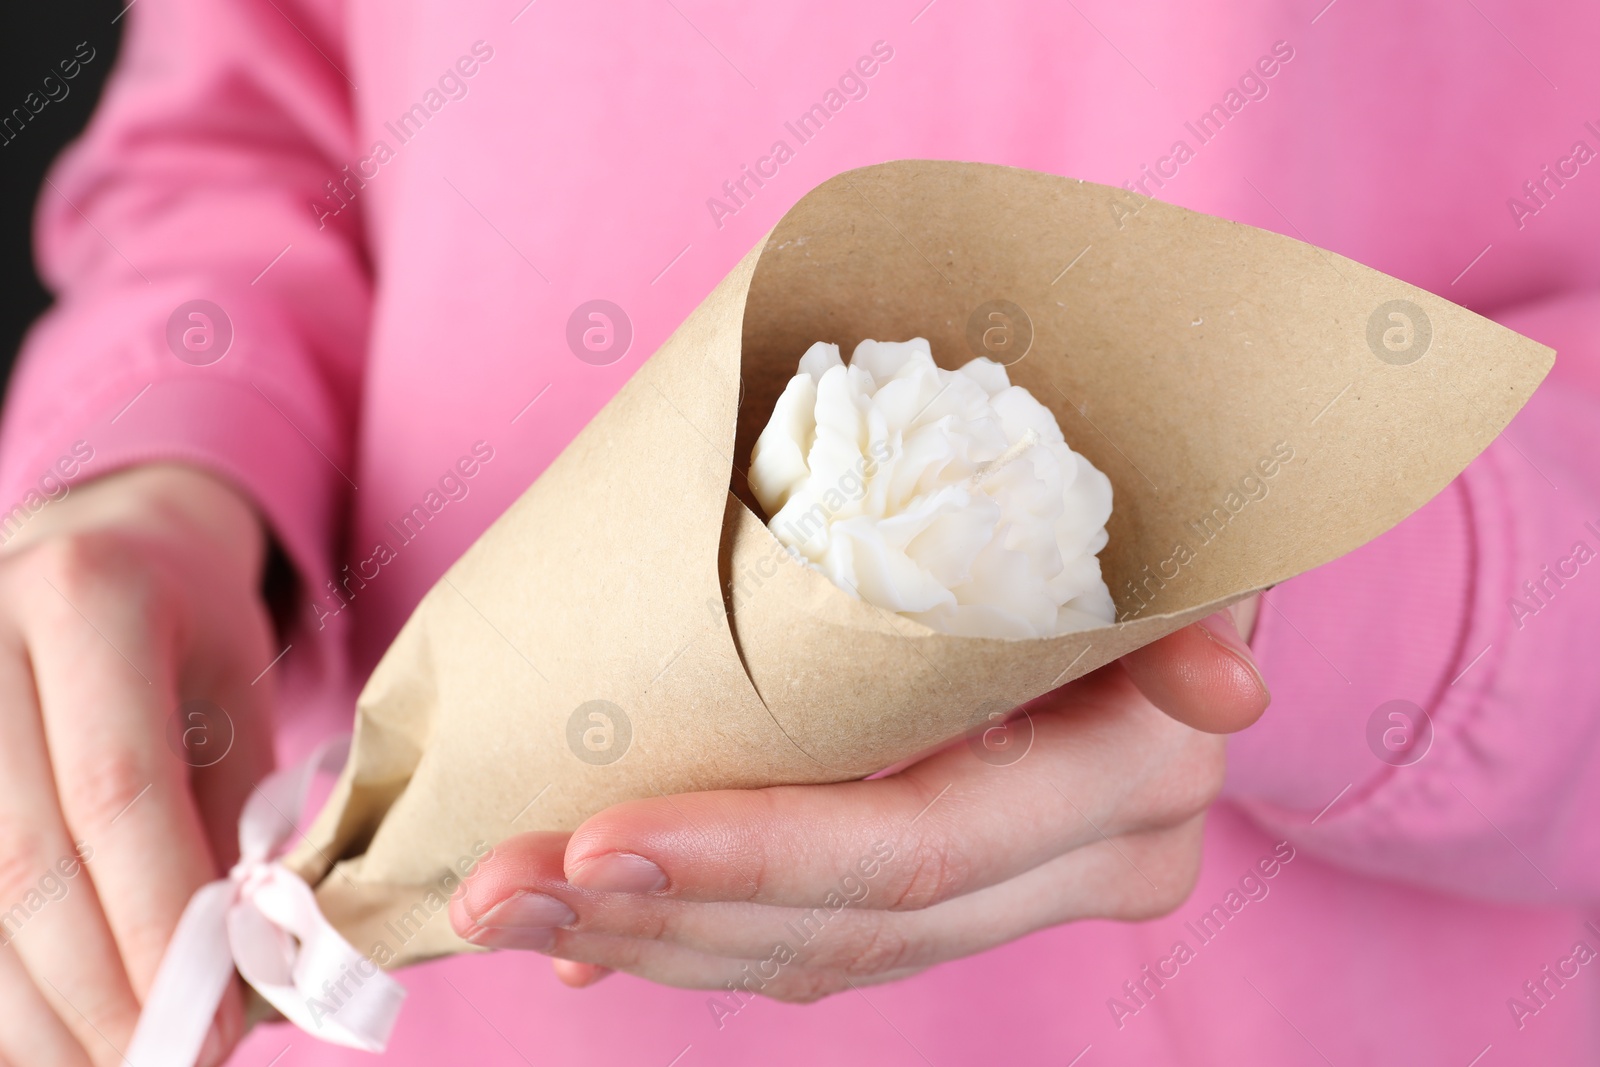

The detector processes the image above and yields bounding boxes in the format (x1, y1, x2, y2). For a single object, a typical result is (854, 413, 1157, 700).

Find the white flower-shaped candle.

(749, 338, 1116, 638)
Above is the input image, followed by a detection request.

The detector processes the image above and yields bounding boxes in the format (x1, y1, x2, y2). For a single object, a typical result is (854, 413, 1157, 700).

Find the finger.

(185, 679, 275, 872)
(177, 563, 277, 873)
(453, 834, 818, 969)
(550, 961, 611, 988)
(178, 638, 275, 1067)
(451, 845, 768, 992)
(550, 670, 1218, 912)
(1118, 606, 1269, 733)
(526, 926, 810, 995)
(20, 547, 237, 1053)
(452, 831, 575, 931)
(0, 941, 92, 1067)
(743, 817, 1204, 977)
(457, 824, 1198, 994)
(575, 932, 923, 1002)
(461, 819, 1200, 974)
(0, 628, 142, 1063)
(460, 883, 915, 1011)
(498, 920, 924, 1004)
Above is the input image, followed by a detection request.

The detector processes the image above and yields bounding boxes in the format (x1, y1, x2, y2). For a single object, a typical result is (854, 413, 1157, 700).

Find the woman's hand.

(0, 464, 275, 1066)
(451, 604, 1267, 998)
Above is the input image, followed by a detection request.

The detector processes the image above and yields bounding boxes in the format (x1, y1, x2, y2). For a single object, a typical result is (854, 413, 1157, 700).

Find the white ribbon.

(126, 735, 406, 1066)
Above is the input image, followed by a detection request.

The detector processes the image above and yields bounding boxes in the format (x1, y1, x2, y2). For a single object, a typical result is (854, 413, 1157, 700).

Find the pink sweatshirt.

(5, 0, 1599, 1062)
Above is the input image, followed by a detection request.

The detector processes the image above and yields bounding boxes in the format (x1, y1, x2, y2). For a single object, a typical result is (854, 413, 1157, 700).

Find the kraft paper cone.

(283, 159, 1552, 970)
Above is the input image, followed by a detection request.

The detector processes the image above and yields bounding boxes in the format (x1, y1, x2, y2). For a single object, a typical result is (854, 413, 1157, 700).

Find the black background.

(0, 2, 122, 392)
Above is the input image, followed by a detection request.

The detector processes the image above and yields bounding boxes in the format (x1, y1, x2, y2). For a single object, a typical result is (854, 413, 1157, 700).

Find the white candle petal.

(956, 356, 1012, 397)
(749, 373, 818, 515)
(797, 339, 844, 383)
(749, 337, 1116, 638)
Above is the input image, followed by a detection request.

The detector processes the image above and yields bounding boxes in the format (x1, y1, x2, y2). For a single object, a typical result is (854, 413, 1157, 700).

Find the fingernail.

(479, 891, 576, 929)
(1198, 610, 1270, 700)
(568, 852, 668, 893)
(466, 925, 558, 952)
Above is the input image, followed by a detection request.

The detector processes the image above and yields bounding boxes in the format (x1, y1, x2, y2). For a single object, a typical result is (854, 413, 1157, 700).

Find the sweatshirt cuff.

(0, 371, 344, 598)
(0, 271, 357, 599)
(1222, 471, 1475, 815)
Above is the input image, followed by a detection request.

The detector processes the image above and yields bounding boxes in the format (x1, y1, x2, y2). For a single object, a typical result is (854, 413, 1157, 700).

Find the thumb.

(1118, 603, 1270, 733)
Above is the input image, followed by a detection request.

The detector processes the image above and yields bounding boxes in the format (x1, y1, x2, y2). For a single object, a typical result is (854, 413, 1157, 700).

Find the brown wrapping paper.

(283, 159, 1552, 970)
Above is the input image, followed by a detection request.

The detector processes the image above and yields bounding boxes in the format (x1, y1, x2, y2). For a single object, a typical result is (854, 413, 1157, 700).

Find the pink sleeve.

(0, 0, 364, 604)
(1224, 289, 1600, 906)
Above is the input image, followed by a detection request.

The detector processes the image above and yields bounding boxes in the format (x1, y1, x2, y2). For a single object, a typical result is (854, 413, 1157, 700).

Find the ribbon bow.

(126, 736, 406, 1065)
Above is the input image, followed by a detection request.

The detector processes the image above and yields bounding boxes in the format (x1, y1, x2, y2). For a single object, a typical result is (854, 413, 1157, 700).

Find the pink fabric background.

(4, 0, 1599, 1062)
